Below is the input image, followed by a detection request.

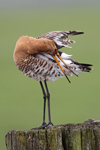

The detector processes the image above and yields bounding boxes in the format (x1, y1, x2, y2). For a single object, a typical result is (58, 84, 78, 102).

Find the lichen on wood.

(5, 119, 100, 150)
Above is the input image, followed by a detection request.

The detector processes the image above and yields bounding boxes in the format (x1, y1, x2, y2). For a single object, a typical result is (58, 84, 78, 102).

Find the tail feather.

(71, 59, 92, 66)
(70, 58, 93, 72)
(59, 51, 93, 75)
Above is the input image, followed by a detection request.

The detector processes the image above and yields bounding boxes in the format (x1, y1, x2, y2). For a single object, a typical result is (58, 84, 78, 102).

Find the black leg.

(40, 81, 47, 126)
(44, 80, 53, 126)
(31, 81, 47, 130)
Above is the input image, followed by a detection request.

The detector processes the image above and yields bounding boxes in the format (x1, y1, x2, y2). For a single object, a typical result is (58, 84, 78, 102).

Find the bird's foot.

(31, 122, 47, 130)
(46, 122, 53, 128)
(31, 122, 54, 130)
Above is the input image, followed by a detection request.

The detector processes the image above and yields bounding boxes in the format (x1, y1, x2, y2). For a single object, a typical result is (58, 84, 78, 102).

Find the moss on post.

(5, 119, 100, 150)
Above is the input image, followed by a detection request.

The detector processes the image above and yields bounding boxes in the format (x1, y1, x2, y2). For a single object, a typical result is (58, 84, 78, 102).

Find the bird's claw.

(31, 122, 47, 130)
(31, 122, 53, 130)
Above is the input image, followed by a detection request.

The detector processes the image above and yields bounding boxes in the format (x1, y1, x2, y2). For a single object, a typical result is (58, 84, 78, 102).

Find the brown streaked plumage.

(13, 31, 92, 129)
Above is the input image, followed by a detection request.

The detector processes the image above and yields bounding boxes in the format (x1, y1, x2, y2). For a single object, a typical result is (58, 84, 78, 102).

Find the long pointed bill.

(57, 53, 78, 77)
(53, 55, 71, 83)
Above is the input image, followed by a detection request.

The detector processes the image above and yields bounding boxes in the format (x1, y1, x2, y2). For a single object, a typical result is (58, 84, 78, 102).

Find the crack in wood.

(5, 119, 100, 150)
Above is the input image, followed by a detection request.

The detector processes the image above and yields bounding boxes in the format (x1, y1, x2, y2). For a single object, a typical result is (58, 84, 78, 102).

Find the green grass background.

(0, 6, 100, 149)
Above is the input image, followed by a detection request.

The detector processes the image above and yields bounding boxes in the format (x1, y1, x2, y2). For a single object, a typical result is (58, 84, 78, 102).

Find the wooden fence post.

(5, 119, 100, 150)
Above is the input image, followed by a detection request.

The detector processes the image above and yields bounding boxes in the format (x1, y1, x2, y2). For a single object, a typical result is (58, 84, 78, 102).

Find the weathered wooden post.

(5, 119, 100, 150)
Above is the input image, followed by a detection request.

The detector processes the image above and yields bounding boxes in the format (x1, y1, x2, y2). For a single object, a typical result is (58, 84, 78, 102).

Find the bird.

(13, 30, 92, 129)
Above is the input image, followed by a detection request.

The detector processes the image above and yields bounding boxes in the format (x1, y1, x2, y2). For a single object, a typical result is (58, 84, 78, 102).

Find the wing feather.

(37, 31, 84, 49)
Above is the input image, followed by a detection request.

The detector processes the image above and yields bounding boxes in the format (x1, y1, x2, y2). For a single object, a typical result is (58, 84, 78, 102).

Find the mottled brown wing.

(37, 31, 84, 49)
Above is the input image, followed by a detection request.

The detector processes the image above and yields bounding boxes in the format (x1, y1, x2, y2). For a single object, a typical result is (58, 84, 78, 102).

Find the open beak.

(56, 53, 78, 77)
(53, 55, 71, 83)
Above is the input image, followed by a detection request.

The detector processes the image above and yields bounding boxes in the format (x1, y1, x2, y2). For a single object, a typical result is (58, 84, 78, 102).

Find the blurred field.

(0, 7, 100, 149)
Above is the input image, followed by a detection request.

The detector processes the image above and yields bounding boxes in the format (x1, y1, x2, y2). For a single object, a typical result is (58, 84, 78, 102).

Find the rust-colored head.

(13, 35, 72, 82)
(13, 36, 58, 63)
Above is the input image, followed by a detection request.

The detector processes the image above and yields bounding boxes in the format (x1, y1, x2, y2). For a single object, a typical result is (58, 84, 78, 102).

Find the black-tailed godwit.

(13, 31, 92, 129)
